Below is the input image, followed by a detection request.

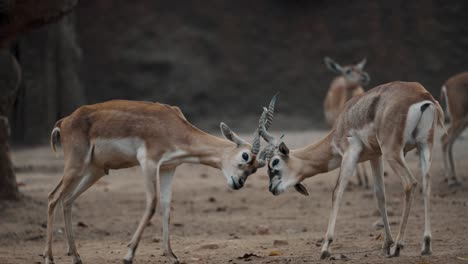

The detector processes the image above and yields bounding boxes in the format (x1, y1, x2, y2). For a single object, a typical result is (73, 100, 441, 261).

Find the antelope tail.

(433, 100, 447, 136)
(50, 119, 63, 153)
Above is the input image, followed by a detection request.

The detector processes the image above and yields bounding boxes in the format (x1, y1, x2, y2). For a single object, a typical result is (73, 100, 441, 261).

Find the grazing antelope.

(323, 57, 370, 188)
(440, 71, 468, 186)
(43, 96, 277, 264)
(260, 82, 445, 259)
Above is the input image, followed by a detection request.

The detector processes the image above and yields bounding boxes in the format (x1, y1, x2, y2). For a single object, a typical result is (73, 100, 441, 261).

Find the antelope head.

(259, 126, 310, 196)
(219, 94, 278, 190)
(324, 57, 370, 86)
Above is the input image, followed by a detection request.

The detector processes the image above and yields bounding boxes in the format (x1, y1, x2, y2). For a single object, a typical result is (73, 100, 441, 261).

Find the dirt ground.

(1, 130, 467, 264)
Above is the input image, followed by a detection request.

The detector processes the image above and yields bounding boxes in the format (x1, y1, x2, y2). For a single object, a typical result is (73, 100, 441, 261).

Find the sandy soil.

(1, 130, 467, 264)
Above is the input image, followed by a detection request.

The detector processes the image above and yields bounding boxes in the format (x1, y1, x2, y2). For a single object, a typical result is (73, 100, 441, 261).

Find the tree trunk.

(13, 13, 85, 144)
(0, 49, 21, 200)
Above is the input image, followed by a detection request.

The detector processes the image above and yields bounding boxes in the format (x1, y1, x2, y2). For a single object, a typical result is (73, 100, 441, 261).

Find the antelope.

(43, 96, 277, 264)
(260, 82, 445, 259)
(323, 57, 370, 188)
(440, 71, 468, 187)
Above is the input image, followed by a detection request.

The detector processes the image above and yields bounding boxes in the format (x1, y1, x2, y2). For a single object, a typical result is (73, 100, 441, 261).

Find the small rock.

(273, 240, 288, 247)
(77, 221, 88, 228)
(269, 250, 282, 256)
(208, 197, 216, 203)
(152, 237, 160, 243)
(200, 173, 208, 178)
(173, 223, 184, 227)
(237, 253, 261, 260)
(25, 234, 44, 241)
(257, 225, 270, 235)
(200, 243, 219, 250)
(216, 206, 227, 212)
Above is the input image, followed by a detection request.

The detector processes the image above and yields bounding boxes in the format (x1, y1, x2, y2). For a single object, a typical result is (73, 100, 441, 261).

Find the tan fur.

(43, 100, 263, 264)
(323, 59, 369, 187)
(268, 81, 442, 258)
(324, 76, 365, 126)
(441, 71, 468, 186)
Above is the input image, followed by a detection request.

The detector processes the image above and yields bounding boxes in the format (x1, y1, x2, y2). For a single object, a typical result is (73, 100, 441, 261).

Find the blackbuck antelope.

(440, 71, 468, 186)
(323, 57, 370, 188)
(260, 82, 445, 259)
(43, 96, 277, 264)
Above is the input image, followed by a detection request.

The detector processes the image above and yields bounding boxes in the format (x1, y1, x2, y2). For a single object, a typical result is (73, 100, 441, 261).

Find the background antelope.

(261, 82, 445, 259)
(440, 71, 468, 187)
(323, 57, 370, 188)
(43, 97, 277, 264)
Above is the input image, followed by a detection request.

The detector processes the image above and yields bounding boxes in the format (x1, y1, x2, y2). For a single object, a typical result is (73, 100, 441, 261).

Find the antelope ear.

(356, 57, 367, 70)
(220, 122, 233, 140)
(324, 57, 343, 74)
(294, 183, 309, 196)
(278, 142, 289, 156)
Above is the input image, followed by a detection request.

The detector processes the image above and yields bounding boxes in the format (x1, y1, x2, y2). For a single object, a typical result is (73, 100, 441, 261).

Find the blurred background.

(1, 2, 468, 263)
(2, 0, 468, 144)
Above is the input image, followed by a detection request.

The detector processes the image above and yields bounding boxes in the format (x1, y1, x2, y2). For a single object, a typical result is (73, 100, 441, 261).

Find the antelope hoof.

(72, 256, 83, 264)
(163, 252, 180, 264)
(387, 243, 403, 257)
(320, 250, 331, 259)
(44, 257, 55, 264)
(122, 259, 133, 264)
(382, 240, 394, 255)
(421, 236, 432, 256)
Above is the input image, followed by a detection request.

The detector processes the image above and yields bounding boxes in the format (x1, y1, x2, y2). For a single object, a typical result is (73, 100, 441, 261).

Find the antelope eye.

(345, 69, 352, 74)
(242, 152, 249, 161)
(272, 158, 280, 167)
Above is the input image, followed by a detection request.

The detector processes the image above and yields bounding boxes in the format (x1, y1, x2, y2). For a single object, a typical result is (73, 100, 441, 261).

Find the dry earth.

(1, 130, 467, 264)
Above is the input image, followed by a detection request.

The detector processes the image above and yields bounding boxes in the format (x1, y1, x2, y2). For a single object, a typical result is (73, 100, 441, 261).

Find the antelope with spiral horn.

(43, 95, 277, 264)
(260, 82, 445, 259)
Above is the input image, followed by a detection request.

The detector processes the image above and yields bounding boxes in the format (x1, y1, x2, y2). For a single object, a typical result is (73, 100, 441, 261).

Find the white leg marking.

(419, 143, 433, 255)
(125, 147, 159, 263)
(160, 170, 179, 263)
(321, 141, 362, 259)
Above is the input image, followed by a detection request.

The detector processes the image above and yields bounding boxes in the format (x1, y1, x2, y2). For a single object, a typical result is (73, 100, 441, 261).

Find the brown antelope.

(440, 71, 468, 187)
(260, 82, 445, 259)
(43, 96, 277, 264)
(323, 57, 370, 188)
